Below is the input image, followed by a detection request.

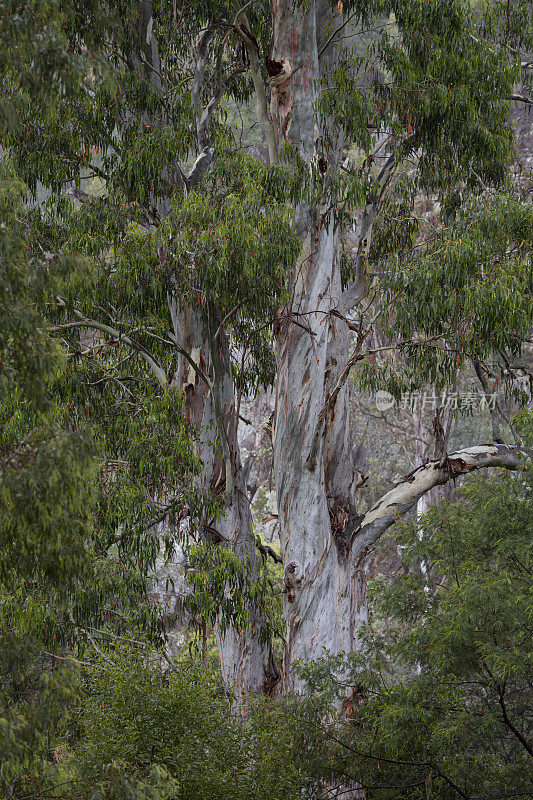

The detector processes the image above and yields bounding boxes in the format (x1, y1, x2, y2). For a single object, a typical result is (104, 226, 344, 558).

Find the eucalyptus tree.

(3, 0, 298, 697)
(2, 0, 532, 701)
(250, 0, 532, 691)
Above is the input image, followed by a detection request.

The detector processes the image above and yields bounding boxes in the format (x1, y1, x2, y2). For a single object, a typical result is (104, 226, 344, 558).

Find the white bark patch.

(145, 15, 153, 45)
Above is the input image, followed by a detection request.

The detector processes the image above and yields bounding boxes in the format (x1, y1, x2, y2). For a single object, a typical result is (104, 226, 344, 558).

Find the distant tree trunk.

(413, 406, 441, 521)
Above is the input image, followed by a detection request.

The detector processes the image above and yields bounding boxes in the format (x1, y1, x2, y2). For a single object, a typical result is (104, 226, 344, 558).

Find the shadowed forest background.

(0, 1, 532, 798)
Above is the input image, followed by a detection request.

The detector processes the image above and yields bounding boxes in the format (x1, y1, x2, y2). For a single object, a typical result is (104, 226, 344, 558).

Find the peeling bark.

(270, 0, 368, 692)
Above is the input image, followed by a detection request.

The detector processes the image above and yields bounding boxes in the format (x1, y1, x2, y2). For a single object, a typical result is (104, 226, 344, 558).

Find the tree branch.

(495, 681, 533, 757)
(187, 29, 247, 187)
(255, 535, 283, 565)
(52, 302, 169, 390)
(352, 443, 527, 552)
(354, 152, 396, 285)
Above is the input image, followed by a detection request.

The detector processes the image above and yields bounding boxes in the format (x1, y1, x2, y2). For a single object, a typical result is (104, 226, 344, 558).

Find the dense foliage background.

(0, 0, 531, 798)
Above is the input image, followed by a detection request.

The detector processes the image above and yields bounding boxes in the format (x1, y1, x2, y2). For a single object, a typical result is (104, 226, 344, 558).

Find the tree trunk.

(413, 406, 441, 520)
(126, 0, 270, 699)
(270, 0, 368, 693)
(169, 298, 272, 697)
